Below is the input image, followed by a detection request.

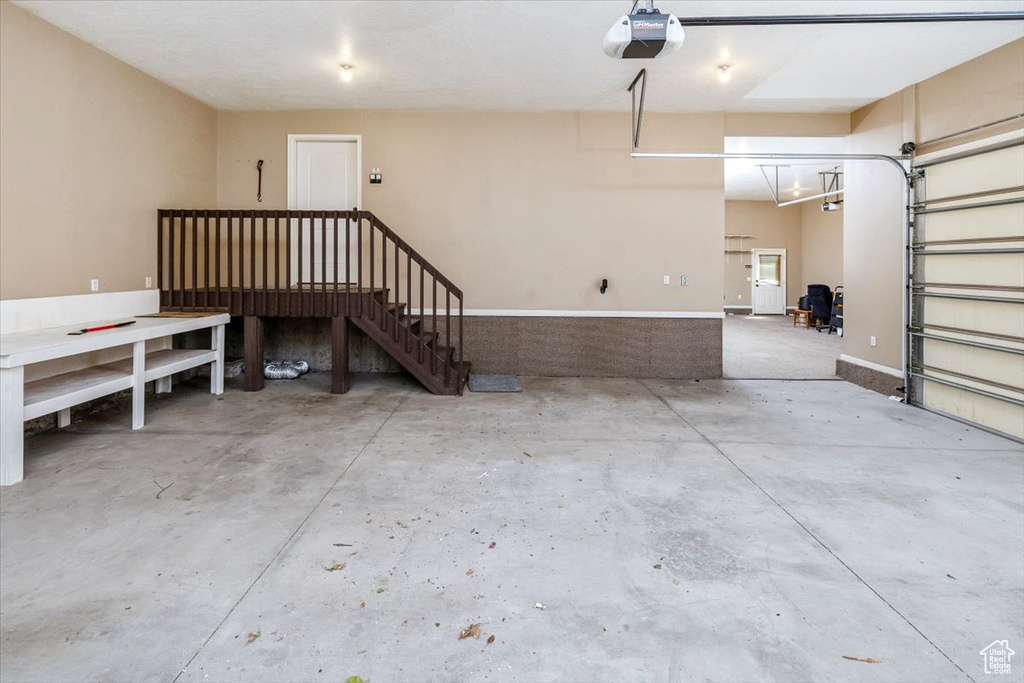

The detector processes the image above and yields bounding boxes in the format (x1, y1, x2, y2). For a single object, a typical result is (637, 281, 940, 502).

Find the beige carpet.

(723, 313, 841, 379)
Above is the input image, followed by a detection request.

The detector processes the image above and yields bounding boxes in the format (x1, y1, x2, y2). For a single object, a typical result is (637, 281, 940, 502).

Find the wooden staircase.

(156, 209, 468, 395)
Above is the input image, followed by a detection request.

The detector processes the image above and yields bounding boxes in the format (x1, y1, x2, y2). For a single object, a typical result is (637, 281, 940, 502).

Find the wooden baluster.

(419, 264, 425, 363)
(357, 213, 363, 317)
(249, 211, 256, 316)
(286, 211, 292, 316)
(394, 238, 400, 341)
(333, 213, 339, 316)
(191, 209, 198, 309)
(320, 211, 327, 317)
(178, 209, 186, 311)
(308, 211, 315, 317)
(381, 221, 387, 331)
(458, 295, 463, 390)
(345, 213, 351, 316)
(204, 211, 211, 309)
(406, 251, 412, 352)
(297, 211, 304, 316)
(369, 218, 375, 321)
(215, 213, 222, 310)
(157, 211, 164, 308)
(445, 287, 451, 384)
(226, 210, 233, 314)
(432, 278, 437, 375)
(274, 212, 281, 316)
(239, 212, 246, 315)
(262, 212, 268, 316)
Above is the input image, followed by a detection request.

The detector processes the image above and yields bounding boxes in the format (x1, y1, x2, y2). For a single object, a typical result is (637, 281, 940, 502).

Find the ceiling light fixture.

(717, 64, 731, 82)
(339, 64, 353, 82)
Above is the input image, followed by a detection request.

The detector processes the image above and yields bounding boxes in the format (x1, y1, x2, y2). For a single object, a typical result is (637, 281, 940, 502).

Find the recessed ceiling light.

(340, 64, 353, 82)
(717, 64, 731, 83)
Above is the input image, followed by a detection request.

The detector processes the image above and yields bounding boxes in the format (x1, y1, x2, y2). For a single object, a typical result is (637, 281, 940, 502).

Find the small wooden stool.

(793, 309, 812, 327)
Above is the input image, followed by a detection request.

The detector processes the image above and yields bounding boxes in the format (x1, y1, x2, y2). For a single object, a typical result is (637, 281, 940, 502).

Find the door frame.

(751, 248, 787, 315)
(286, 134, 363, 210)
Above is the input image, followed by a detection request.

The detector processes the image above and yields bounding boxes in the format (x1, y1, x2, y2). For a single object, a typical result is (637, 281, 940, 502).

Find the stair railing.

(157, 209, 463, 387)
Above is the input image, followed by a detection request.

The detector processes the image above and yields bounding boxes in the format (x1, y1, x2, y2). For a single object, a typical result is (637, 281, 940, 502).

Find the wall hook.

(256, 159, 264, 202)
(600, 278, 608, 294)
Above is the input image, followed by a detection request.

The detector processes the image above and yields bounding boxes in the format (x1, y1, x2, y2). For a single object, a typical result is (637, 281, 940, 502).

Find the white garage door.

(909, 140, 1024, 441)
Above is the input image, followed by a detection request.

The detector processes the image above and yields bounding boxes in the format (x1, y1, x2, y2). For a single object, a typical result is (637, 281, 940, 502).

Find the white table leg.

(132, 340, 146, 430)
(1, 366, 25, 485)
(211, 324, 224, 395)
(57, 408, 71, 428)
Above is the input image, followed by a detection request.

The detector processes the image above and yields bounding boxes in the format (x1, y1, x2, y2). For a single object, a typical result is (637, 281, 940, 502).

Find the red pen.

(67, 321, 137, 336)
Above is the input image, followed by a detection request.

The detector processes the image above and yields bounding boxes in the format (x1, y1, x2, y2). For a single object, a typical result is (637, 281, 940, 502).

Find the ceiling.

(724, 137, 846, 201)
(14, 0, 1024, 113)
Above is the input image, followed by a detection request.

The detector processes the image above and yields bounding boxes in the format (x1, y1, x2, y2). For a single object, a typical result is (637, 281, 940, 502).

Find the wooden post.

(244, 316, 264, 392)
(211, 323, 225, 395)
(0, 366, 25, 485)
(332, 316, 349, 394)
(132, 340, 146, 429)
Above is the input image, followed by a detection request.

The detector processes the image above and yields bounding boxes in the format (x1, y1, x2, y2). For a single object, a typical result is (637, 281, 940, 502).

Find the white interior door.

(288, 137, 360, 283)
(752, 249, 786, 315)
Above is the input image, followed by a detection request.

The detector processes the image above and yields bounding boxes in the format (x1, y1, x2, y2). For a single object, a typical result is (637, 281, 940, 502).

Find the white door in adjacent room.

(752, 248, 786, 315)
(288, 135, 361, 283)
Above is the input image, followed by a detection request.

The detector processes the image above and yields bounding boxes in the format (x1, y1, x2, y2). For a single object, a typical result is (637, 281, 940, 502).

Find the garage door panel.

(911, 139, 1024, 442)
(922, 338, 1024, 388)
(924, 145, 1024, 196)
(924, 382, 1024, 440)
(922, 252, 1024, 288)
(921, 298, 1024, 340)
(922, 203, 1024, 242)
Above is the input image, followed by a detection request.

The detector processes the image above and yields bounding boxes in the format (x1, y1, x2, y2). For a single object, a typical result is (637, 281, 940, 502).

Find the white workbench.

(0, 313, 229, 485)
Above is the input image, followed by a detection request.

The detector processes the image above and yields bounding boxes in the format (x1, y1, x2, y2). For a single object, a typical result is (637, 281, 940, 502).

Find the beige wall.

(0, 0, 217, 301)
(915, 40, 1024, 148)
(723, 201, 802, 308)
(842, 38, 1024, 371)
(724, 113, 850, 138)
(216, 110, 726, 312)
(799, 202, 843, 294)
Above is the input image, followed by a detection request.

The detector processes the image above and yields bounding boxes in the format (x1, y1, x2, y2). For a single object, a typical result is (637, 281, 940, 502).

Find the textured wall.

(223, 315, 722, 380)
(836, 360, 903, 397)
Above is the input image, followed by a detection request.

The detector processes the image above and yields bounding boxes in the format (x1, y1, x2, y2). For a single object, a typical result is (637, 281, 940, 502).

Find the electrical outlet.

(145, 276, 153, 288)
(737, 294, 742, 299)
(680, 275, 689, 286)
(662, 275, 670, 285)
(90, 279, 100, 292)
(870, 336, 877, 347)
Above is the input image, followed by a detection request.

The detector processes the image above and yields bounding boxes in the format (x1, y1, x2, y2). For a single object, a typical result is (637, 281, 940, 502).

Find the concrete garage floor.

(724, 314, 842, 379)
(1, 374, 1022, 683)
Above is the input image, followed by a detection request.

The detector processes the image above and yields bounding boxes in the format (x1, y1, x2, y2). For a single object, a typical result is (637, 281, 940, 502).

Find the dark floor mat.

(467, 374, 522, 393)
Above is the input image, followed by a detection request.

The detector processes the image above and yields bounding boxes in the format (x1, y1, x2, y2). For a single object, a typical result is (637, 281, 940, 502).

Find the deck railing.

(157, 209, 463, 384)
